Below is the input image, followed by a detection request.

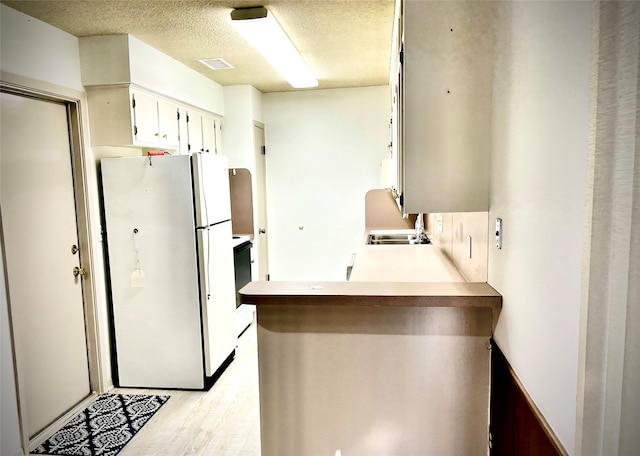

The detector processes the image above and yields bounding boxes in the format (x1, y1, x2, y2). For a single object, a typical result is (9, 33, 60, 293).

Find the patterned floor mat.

(33, 393, 170, 456)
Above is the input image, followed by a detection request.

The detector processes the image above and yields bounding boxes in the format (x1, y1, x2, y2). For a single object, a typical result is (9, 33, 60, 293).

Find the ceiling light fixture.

(229, 6, 318, 89)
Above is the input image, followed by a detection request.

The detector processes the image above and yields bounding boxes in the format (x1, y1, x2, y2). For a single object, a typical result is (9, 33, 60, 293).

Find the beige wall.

(427, 212, 488, 283)
(488, 2, 592, 453)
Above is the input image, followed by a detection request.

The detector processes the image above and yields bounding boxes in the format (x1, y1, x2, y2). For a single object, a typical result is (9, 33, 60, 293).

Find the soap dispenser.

(415, 213, 424, 241)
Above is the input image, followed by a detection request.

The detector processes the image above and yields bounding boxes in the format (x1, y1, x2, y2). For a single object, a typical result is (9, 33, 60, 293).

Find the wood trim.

(490, 340, 568, 456)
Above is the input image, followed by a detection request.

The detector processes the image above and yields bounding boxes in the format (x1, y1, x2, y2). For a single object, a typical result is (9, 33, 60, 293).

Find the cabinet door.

(402, 0, 492, 213)
(157, 100, 179, 148)
(132, 91, 159, 145)
(201, 114, 216, 153)
(187, 111, 203, 154)
(177, 106, 189, 155)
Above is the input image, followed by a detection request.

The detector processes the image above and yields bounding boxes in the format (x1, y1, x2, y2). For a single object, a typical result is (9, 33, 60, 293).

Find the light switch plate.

(495, 218, 502, 249)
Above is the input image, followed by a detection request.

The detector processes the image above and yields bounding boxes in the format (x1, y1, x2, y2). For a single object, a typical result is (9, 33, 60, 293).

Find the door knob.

(259, 228, 266, 234)
(73, 267, 87, 278)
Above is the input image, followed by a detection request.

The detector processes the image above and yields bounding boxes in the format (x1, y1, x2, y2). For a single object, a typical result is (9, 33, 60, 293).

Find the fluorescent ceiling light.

(230, 6, 318, 89)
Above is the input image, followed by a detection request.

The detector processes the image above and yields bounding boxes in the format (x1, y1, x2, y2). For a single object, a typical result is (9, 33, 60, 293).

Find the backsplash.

(427, 212, 489, 282)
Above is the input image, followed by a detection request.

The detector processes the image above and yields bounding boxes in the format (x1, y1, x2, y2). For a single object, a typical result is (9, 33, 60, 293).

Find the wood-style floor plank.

(24, 322, 260, 456)
(115, 322, 261, 456)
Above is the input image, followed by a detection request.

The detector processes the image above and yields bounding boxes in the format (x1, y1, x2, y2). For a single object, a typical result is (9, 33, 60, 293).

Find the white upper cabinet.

(201, 114, 216, 154)
(397, 0, 493, 213)
(156, 99, 180, 147)
(86, 85, 221, 154)
(87, 85, 180, 150)
(186, 110, 222, 154)
(187, 110, 204, 154)
(131, 90, 180, 148)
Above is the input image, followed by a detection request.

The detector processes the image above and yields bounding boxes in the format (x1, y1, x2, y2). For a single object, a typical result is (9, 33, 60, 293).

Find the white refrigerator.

(101, 153, 237, 389)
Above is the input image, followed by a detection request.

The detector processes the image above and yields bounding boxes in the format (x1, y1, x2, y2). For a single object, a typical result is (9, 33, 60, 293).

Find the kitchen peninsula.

(240, 235, 501, 456)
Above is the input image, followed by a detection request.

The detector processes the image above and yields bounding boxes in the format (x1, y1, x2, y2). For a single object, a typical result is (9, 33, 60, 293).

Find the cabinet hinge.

(399, 49, 404, 65)
(261, 146, 266, 155)
(131, 96, 136, 109)
(133, 125, 138, 135)
(186, 114, 189, 123)
(177, 111, 180, 121)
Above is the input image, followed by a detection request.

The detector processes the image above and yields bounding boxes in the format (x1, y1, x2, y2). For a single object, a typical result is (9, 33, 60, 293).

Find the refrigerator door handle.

(206, 226, 212, 300)
(199, 159, 211, 227)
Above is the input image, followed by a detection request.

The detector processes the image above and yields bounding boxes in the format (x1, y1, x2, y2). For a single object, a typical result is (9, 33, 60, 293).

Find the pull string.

(133, 228, 142, 270)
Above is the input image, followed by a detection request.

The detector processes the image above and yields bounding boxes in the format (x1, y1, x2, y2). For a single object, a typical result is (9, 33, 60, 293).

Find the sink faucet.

(415, 213, 425, 242)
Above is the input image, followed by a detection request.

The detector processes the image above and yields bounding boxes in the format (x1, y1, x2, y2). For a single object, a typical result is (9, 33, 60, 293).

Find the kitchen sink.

(367, 233, 430, 245)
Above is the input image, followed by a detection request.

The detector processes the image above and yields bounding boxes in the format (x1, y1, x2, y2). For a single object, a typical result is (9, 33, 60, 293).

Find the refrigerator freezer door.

(101, 155, 205, 389)
(192, 153, 232, 227)
(196, 220, 238, 377)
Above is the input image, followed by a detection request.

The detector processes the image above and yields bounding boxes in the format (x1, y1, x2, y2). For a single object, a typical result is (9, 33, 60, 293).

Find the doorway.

(253, 122, 270, 281)
(1, 87, 96, 450)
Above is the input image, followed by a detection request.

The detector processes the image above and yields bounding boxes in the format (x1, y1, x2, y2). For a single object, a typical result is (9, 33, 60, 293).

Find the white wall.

(79, 35, 225, 115)
(223, 85, 264, 279)
(1, 7, 111, 454)
(488, 2, 592, 453)
(223, 85, 263, 171)
(263, 86, 390, 281)
(0, 5, 83, 90)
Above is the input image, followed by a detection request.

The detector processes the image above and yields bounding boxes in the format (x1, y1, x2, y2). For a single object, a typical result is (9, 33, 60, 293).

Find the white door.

(253, 123, 270, 280)
(197, 221, 237, 376)
(132, 90, 159, 144)
(101, 156, 204, 389)
(0, 92, 91, 438)
(192, 153, 231, 226)
(187, 110, 204, 153)
(201, 114, 216, 153)
(157, 99, 180, 149)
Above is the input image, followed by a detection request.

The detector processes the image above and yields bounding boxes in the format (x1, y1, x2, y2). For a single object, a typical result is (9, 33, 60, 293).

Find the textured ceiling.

(1, 0, 395, 93)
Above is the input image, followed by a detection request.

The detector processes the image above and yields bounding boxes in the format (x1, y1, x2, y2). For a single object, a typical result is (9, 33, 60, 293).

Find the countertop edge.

(240, 281, 502, 309)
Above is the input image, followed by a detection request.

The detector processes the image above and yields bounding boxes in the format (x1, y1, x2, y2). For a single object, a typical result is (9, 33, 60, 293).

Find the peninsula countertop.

(239, 226, 501, 313)
(239, 281, 501, 315)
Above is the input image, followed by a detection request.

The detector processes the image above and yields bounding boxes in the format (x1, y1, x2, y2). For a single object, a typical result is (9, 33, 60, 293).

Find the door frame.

(1, 72, 106, 452)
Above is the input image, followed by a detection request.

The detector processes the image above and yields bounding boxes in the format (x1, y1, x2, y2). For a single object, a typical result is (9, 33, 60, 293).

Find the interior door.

(253, 123, 270, 280)
(0, 92, 91, 438)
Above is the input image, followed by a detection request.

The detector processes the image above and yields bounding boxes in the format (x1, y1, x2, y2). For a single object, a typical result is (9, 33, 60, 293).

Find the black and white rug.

(33, 393, 170, 456)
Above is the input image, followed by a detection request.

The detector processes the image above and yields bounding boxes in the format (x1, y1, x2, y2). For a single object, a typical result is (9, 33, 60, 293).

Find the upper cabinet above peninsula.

(391, 0, 494, 214)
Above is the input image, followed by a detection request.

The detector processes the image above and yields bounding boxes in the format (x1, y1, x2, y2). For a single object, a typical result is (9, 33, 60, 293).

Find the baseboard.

(490, 340, 568, 456)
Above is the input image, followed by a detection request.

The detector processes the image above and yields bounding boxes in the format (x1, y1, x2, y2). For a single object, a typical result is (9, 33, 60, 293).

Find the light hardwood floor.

(112, 323, 260, 455)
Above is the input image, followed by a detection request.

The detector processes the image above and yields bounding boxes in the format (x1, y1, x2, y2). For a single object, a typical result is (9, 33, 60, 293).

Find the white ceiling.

(1, 0, 396, 93)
